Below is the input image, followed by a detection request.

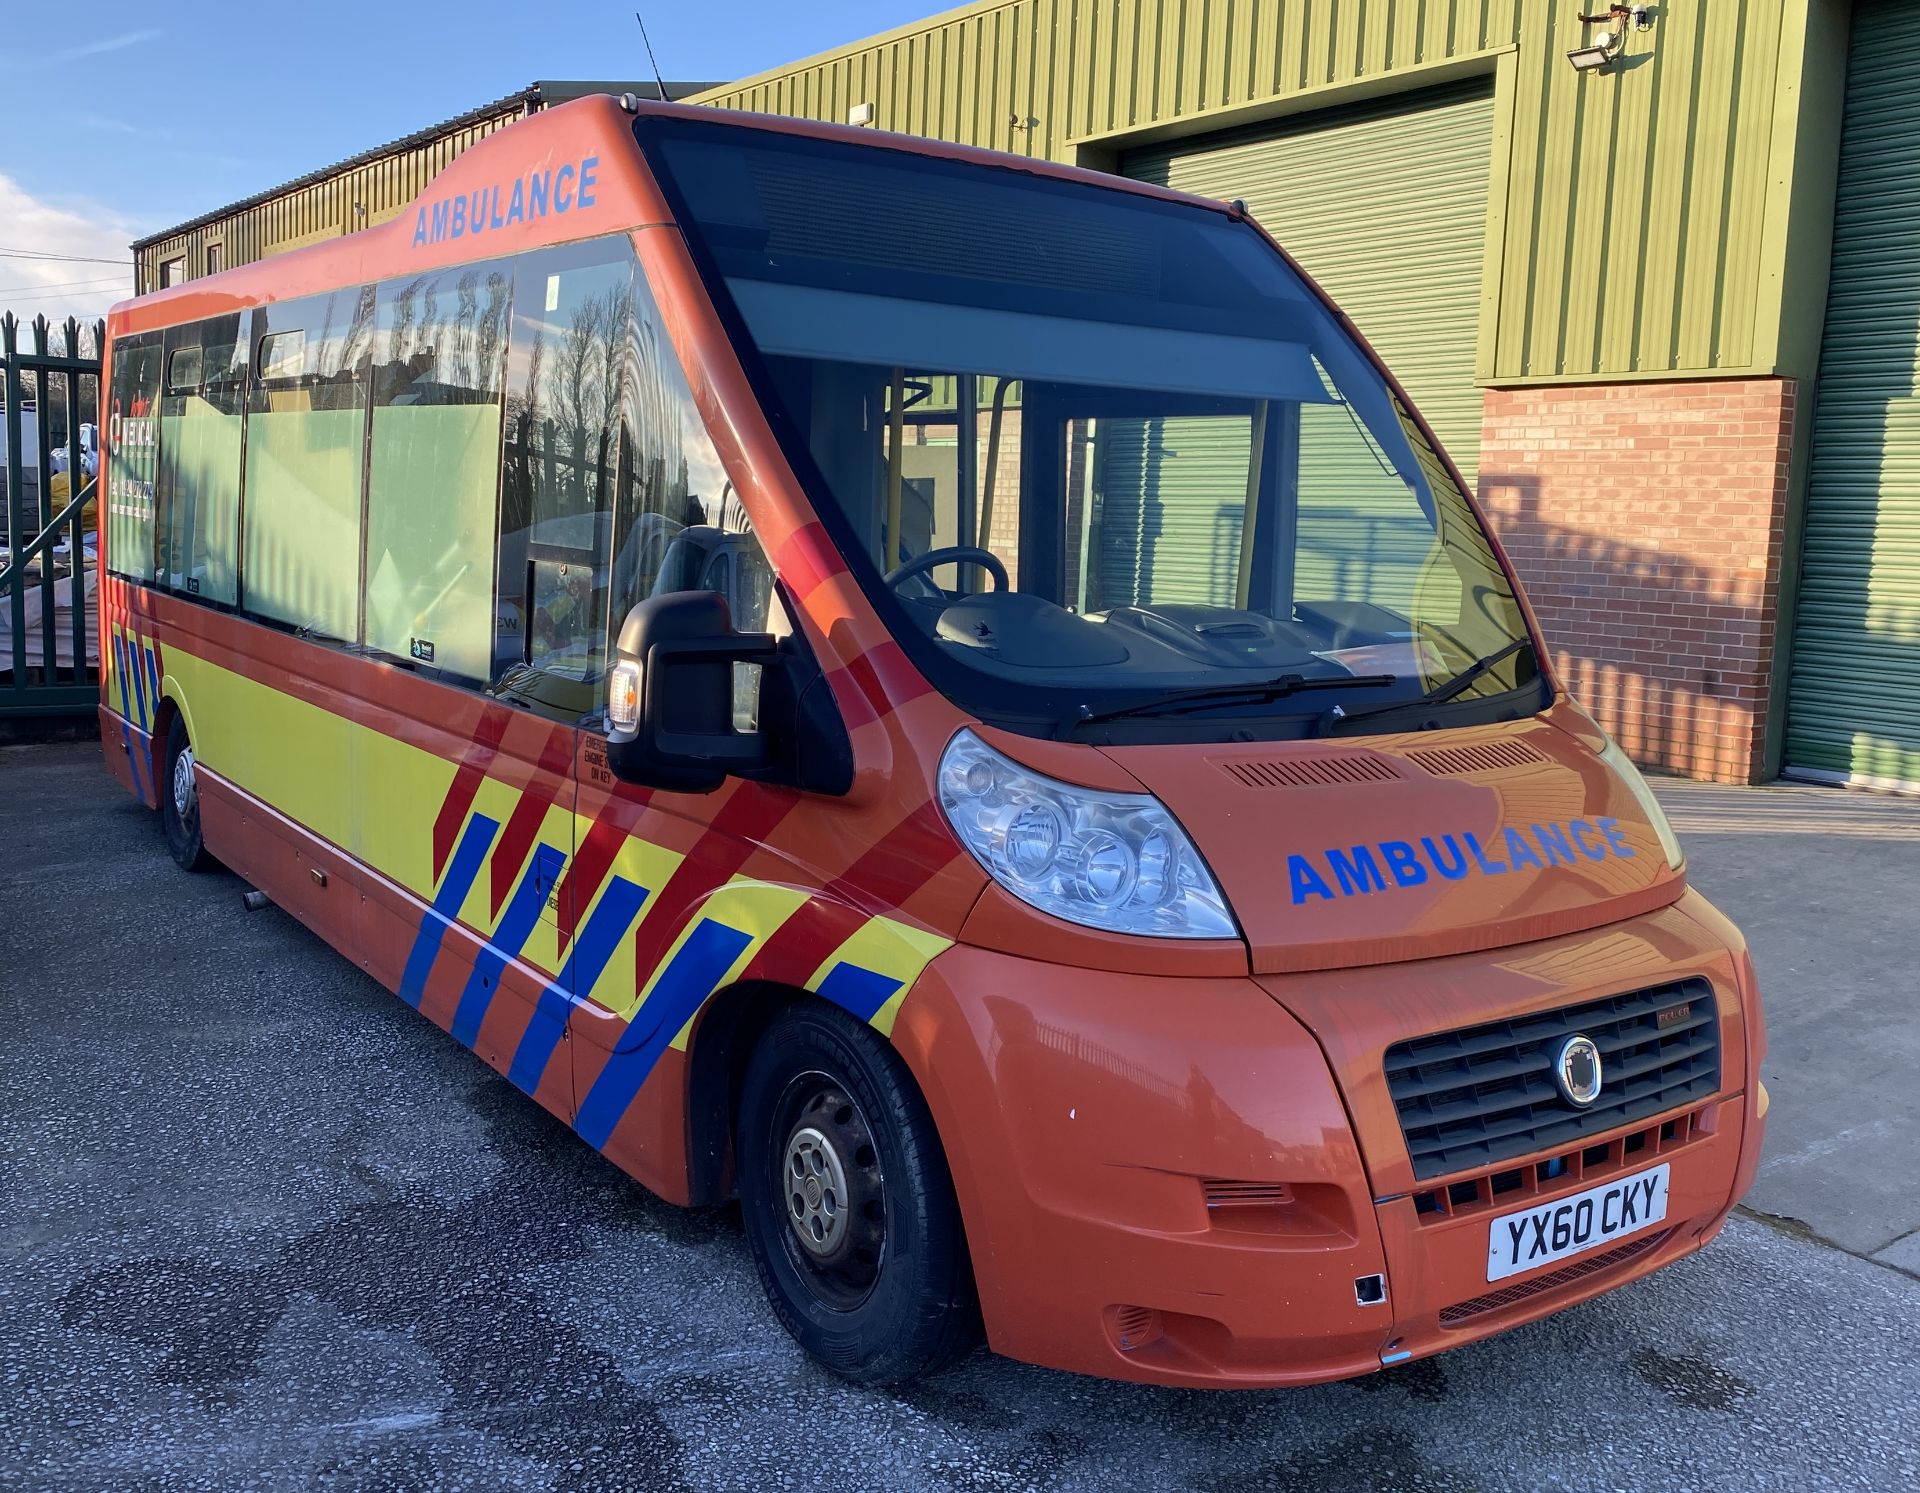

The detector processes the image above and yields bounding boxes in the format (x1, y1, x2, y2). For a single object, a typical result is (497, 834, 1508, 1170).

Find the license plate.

(1485, 1163, 1669, 1282)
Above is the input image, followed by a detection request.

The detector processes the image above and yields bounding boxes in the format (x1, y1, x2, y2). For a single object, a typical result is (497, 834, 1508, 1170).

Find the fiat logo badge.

(1555, 1034, 1604, 1107)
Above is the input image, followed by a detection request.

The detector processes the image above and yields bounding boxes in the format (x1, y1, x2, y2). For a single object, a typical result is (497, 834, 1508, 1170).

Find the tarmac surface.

(4, 741, 1917, 1491)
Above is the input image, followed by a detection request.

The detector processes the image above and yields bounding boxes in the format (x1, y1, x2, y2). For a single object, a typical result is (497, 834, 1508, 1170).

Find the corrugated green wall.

(136, 109, 526, 294)
(694, 0, 1820, 385)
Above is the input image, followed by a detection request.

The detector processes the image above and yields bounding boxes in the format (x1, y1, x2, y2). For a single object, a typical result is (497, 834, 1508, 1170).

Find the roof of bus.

(129, 81, 723, 253)
(108, 95, 1236, 337)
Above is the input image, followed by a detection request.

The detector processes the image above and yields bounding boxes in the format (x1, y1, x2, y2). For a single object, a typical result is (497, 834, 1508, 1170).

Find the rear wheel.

(737, 1002, 980, 1385)
(161, 715, 214, 872)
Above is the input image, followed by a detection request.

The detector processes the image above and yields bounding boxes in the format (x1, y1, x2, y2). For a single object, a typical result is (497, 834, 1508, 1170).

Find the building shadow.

(1476, 474, 1771, 781)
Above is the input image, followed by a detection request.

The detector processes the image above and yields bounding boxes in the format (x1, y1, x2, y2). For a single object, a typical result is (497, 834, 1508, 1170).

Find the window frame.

(360, 257, 516, 688)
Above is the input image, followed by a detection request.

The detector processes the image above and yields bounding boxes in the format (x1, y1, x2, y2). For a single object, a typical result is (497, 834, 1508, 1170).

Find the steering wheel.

(883, 546, 1008, 593)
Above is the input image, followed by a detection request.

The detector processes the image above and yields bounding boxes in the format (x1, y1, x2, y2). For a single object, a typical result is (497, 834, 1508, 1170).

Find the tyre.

(160, 714, 214, 872)
(737, 1001, 980, 1386)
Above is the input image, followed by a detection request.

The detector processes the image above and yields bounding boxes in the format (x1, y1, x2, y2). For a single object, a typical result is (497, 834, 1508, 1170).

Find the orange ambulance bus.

(98, 95, 1768, 1388)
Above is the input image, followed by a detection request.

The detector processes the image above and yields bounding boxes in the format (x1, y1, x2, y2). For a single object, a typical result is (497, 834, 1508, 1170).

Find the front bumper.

(887, 892, 1765, 1389)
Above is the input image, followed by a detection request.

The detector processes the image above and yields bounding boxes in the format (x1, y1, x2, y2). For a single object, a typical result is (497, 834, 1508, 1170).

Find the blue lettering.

(411, 209, 427, 248)
(578, 154, 599, 207)
(1327, 847, 1388, 897)
(469, 189, 489, 235)
(450, 194, 467, 238)
(1379, 840, 1428, 888)
(1421, 834, 1469, 881)
(1289, 855, 1336, 905)
(1533, 821, 1575, 866)
(431, 200, 449, 242)
(1569, 819, 1608, 861)
(1463, 831, 1509, 876)
(555, 162, 577, 212)
(489, 186, 505, 230)
(530, 169, 550, 217)
(1597, 816, 1636, 857)
(506, 178, 526, 226)
(1504, 826, 1546, 872)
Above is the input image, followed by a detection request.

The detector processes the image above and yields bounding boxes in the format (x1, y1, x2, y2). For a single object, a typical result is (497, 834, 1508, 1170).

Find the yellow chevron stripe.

(807, 915, 954, 1036)
(656, 877, 811, 1045)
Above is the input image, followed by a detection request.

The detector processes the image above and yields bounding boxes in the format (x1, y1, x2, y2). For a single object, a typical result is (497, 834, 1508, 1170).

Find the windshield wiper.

(1320, 637, 1536, 734)
(1075, 672, 1397, 728)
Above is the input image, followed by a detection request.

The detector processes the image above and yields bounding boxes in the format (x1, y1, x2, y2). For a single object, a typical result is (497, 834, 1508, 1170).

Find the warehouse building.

(131, 81, 714, 292)
(133, 3, 1919, 791)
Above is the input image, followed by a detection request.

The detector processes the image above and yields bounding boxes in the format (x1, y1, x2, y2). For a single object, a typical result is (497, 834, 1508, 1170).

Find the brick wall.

(1476, 379, 1797, 784)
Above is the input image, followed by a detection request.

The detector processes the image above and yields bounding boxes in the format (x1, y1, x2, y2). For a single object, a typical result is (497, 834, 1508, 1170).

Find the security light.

(1569, 4, 1649, 72)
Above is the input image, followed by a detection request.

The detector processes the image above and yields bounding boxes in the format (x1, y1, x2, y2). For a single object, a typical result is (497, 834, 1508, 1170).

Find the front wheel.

(161, 715, 214, 872)
(737, 1003, 980, 1386)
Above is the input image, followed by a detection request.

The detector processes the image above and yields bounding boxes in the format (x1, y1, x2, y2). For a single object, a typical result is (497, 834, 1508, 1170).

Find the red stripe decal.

(824, 800, 960, 916)
(843, 640, 931, 723)
(736, 896, 864, 987)
(630, 784, 803, 997)
(823, 663, 881, 731)
(431, 704, 511, 881)
(554, 794, 650, 954)
(488, 725, 577, 915)
(774, 522, 845, 600)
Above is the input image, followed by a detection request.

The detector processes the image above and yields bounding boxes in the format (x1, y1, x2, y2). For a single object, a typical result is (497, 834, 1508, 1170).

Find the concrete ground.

(1658, 779, 1920, 1270)
(4, 741, 1917, 1492)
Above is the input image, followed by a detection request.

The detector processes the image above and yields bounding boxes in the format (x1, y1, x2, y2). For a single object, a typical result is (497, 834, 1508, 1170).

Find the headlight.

(937, 728, 1238, 939)
(1597, 735, 1685, 872)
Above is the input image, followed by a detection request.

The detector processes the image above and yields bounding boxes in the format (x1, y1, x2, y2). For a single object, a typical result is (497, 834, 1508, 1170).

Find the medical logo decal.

(1286, 816, 1638, 905)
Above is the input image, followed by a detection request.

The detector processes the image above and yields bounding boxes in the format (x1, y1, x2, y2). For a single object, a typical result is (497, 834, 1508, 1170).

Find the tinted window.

(242, 288, 373, 640)
(156, 314, 246, 604)
(105, 333, 161, 582)
(494, 240, 633, 702)
(649, 122, 1536, 741)
(611, 269, 768, 634)
(365, 263, 511, 681)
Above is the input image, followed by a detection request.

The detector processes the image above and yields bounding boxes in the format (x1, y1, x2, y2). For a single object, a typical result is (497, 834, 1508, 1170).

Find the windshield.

(644, 120, 1541, 740)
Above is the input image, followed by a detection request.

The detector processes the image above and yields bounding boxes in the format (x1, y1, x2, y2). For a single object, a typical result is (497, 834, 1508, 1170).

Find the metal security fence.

(1, 313, 105, 717)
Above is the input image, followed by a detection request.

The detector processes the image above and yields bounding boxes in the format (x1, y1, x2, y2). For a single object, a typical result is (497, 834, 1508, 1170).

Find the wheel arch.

(684, 979, 814, 1206)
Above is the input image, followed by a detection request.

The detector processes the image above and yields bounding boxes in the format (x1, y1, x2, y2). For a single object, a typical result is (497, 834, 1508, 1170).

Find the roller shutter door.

(1121, 81, 1494, 487)
(1785, 0, 1920, 789)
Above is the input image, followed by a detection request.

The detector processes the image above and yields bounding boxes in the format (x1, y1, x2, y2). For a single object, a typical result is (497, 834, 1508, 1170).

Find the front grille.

(1385, 979, 1720, 1181)
(1438, 1230, 1670, 1327)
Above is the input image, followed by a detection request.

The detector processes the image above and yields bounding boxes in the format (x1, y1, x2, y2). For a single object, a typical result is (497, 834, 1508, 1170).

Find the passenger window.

(243, 288, 374, 641)
(494, 241, 634, 713)
(490, 236, 770, 723)
(105, 333, 162, 583)
(365, 264, 511, 681)
(156, 315, 246, 604)
(610, 271, 770, 636)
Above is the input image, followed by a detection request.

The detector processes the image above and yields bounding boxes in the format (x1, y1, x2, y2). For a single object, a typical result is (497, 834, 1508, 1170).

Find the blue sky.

(1, 1, 946, 319)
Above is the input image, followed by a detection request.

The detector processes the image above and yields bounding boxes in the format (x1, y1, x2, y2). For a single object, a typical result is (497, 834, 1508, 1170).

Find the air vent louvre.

(1218, 755, 1404, 789)
(1438, 1230, 1669, 1327)
(1203, 1179, 1296, 1208)
(1405, 740, 1545, 776)
(1108, 1304, 1163, 1352)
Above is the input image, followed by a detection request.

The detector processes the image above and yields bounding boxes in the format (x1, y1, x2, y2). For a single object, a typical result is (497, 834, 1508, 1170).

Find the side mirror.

(606, 591, 779, 793)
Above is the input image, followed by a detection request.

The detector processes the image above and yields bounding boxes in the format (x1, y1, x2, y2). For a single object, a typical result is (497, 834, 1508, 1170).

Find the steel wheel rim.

(172, 745, 198, 826)
(771, 1071, 886, 1310)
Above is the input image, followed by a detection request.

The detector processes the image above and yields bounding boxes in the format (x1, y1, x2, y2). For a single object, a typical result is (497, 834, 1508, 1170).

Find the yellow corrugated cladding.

(693, 0, 1808, 385)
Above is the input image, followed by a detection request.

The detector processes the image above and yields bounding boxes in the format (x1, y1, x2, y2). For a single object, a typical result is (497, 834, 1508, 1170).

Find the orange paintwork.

(98, 95, 1766, 1388)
